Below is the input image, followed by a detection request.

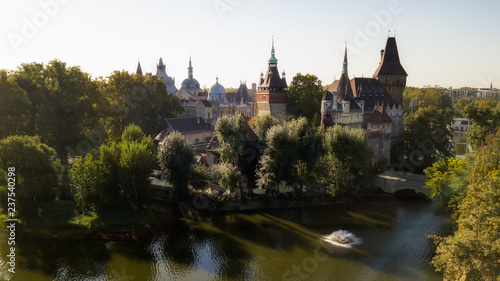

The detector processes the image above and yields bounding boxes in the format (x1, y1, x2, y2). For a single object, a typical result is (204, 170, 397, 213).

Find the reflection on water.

(322, 230, 362, 248)
(0, 199, 447, 281)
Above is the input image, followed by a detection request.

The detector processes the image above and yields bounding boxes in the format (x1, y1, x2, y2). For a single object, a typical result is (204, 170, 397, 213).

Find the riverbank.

(0, 190, 433, 242)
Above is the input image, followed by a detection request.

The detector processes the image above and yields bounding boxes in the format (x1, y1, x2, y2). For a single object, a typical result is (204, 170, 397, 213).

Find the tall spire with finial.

(268, 36, 278, 64)
(136, 59, 143, 75)
(188, 56, 193, 79)
(342, 42, 348, 74)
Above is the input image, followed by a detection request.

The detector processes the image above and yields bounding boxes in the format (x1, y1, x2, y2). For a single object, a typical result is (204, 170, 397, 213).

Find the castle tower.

(257, 37, 288, 119)
(156, 58, 178, 94)
(136, 60, 143, 75)
(373, 37, 407, 105)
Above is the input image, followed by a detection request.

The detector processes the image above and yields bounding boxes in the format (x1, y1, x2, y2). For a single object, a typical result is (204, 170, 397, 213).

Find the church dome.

(208, 77, 226, 103)
(180, 77, 201, 91)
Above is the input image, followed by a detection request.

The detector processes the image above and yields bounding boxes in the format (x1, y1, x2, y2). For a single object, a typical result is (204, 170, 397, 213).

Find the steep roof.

(136, 61, 143, 75)
(165, 117, 213, 133)
(236, 82, 252, 103)
(367, 105, 393, 123)
(351, 77, 395, 110)
(373, 37, 407, 77)
(258, 39, 287, 90)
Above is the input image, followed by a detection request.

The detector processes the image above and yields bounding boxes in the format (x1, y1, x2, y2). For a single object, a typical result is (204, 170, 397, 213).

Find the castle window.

(263, 95, 267, 102)
(195, 138, 199, 143)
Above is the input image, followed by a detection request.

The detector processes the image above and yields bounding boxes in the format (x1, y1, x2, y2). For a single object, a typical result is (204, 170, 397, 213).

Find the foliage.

(212, 163, 241, 192)
(69, 125, 155, 212)
(0, 76, 31, 138)
(118, 140, 156, 210)
(251, 114, 279, 141)
(157, 131, 195, 201)
(431, 129, 500, 280)
(463, 103, 500, 150)
(425, 157, 469, 222)
(69, 154, 108, 212)
(190, 164, 212, 191)
(403, 106, 455, 173)
(403, 87, 452, 113)
(287, 73, 323, 126)
(452, 97, 473, 118)
(0, 136, 59, 217)
(12, 60, 104, 162)
(214, 115, 247, 164)
(103, 71, 183, 140)
(321, 125, 372, 195)
(256, 117, 322, 193)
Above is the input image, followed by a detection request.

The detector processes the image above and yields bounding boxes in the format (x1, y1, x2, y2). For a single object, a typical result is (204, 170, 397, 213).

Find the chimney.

(380, 49, 384, 61)
(197, 116, 201, 124)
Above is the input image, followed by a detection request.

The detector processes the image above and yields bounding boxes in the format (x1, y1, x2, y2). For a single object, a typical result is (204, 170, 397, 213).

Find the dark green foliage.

(69, 125, 155, 212)
(0, 73, 31, 138)
(0, 136, 59, 217)
(157, 131, 195, 201)
(287, 73, 323, 126)
(321, 125, 372, 195)
(256, 117, 322, 192)
(403, 106, 455, 173)
(104, 71, 184, 140)
(463, 103, 500, 150)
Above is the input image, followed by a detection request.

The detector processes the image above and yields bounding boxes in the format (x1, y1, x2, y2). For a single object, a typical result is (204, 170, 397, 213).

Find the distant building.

(257, 39, 288, 120)
(453, 117, 472, 132)
(155, 117, 214, 147)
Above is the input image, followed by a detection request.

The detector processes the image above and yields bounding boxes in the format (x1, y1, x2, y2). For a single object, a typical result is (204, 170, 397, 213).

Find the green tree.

(403, 87, 452, 112)
(463, 103, 500, 150)
(104, 71, 183, 140)
(12, 60, 104, 162)
(157, 131, 195, 201)
(0, 136, 59, 217)
(403, 106, 455, 173)
(252, 114, 279, 141)
(431, 129, 500, 280)
(452, 97, 473, 117)
(0, 73, 31, 137)
(118, 140, 155, 210)
(256, 117, 322, 193)
(69, 154, 108, 212)
(212, 162, 241, 192)
(321, 125, 371, 195)
(287, 73, 323, 126)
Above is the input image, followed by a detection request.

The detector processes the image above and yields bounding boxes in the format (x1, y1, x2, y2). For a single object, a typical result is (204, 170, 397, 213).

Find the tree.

(321, 125, 371, 195)
(69, 124, 155, 212)
(12, 60, 104, 162)
(287, 73, 323, 126)
(452, 97, 473, 118)
(118, 140, 155, 210)
(256, 117, 322, 193)
(104, 71, 183, 140)
(251, 114, 279, 142)
(157, 132, 195, 201)
(0, 136, 59, 217)
(212, 163, 241, 192)
(403, 87, 452, 112)
(463, 103, 500, 150)
(403, 106, 455, 173)
(0, 73, 31, 138)
(69, 154, 108, 212)
(431, 129, 500, 280)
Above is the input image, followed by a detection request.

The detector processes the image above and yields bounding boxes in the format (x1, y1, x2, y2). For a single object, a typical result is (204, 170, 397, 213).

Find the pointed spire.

(136, 60, 143, 75)
(491, 81, 493, 90)
(188, 56, 193, 79)
(268, 36, 278, 64)
(343, 42, 348, 74)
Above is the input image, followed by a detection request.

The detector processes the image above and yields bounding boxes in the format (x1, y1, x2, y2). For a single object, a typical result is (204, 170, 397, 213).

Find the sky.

(0, 0, 499, 89)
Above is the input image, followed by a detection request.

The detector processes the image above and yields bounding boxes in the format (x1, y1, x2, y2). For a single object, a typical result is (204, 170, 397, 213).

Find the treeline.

(0, 60, 183, 162)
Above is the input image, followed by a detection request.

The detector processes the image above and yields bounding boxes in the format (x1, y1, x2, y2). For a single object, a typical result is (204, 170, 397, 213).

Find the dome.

(180, 77, 202, 91)
(156, 58, 178, 94)
(208, 78, 226, 103)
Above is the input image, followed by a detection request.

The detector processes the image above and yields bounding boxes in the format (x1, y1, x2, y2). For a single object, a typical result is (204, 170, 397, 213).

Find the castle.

(321, 37, 407, 162)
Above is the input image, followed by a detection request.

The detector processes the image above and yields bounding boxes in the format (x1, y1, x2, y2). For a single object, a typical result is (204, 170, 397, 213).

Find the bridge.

(376, 171, 430, 197)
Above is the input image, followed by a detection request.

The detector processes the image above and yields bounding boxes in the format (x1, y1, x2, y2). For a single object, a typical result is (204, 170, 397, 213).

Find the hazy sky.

(1, 0, 499, 89)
